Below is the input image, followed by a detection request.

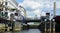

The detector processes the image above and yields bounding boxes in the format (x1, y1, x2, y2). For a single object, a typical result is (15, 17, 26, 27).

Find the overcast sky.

(16, 0, 60, 18)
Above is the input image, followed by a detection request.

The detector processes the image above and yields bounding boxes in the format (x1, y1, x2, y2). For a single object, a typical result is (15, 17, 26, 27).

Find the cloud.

(26, 11, 35, 16)
(33, 9, 41, 15)
(26, 9, 41, 18)
(19, 0, 60, 9)
(41, 12, 46, 16)
(19, 0, 60, 18)
(33, 9, 42, 18)
(19, 0, 55, 10)
(26, 11, 35, 18)
(56, 0, 60, 2)
(26, 9, 46, 18)
(19, 0, 49, 17)
(19, 0, 42, 9)
(26, 16, 35, 18)
(56, 2, 60, 8)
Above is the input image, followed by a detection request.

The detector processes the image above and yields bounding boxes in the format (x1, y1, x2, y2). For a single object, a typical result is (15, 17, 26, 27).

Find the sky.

(16, 0, 60, 18)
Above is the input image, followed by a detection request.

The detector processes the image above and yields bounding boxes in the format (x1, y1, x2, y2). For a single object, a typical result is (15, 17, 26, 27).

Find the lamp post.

(54, 1, 56, 17)
(53, 0, 56, 33)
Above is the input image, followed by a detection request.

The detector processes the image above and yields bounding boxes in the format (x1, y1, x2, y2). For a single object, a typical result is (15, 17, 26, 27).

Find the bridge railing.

(39, 19, 55, 33)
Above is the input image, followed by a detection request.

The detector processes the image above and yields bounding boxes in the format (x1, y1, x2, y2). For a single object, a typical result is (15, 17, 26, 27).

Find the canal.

(3, 22, 42, 33)
(4, 29, 42, 33)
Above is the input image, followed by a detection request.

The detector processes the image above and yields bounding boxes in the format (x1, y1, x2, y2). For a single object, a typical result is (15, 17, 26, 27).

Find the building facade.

(0, 0, 21, 20)
(0, 0, 25, 31)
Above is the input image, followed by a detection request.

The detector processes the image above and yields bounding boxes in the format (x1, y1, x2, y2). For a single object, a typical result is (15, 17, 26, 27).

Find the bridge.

(25, 17, 40, 22)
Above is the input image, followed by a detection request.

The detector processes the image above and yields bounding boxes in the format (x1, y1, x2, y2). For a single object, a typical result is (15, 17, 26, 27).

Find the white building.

(0, 0, 18, 20)
(0, 0, 23, 30)
(18, 5, 26, 16)
(0, 0, 26, 21)
(18, 5, 27, 20)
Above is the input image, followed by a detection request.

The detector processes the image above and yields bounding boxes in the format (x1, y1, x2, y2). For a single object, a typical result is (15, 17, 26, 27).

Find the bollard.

(52, 19, 55, 33)
(44, 19, 47, 33)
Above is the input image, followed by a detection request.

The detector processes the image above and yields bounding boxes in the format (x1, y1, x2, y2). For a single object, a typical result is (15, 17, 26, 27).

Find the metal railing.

(40, 19, 55, 33)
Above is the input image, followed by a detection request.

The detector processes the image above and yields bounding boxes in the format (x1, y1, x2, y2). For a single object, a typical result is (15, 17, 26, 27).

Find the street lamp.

(53, 0, 56, 33)
(54, 0, 56, 17)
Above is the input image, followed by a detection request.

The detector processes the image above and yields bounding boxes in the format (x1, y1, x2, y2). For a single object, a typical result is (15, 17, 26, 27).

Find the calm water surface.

(4, 29, 42, 33)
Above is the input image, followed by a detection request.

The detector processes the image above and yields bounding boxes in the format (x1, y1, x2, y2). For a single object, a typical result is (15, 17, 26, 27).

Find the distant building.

(46, 12, 50, 19)
(18, 5, 26, 17)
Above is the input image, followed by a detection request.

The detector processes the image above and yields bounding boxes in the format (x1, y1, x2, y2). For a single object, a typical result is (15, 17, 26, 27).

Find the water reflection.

(4, 29, 42, 33)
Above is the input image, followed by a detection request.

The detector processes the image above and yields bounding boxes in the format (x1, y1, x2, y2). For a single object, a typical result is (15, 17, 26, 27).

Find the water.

(3, 29, 42, 33)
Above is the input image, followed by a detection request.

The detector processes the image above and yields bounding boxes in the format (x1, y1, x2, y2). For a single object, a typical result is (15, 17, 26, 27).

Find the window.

(15, 13, 18, 16)
(5, 12, 8, 17)
(5, 7, 7, 11)
(0, 2, 3, 11)
(0, 2, 3, 7)
(5, 2, 7, 5)
(0, 7, 3, 11)
(46, 13, 50, 16)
